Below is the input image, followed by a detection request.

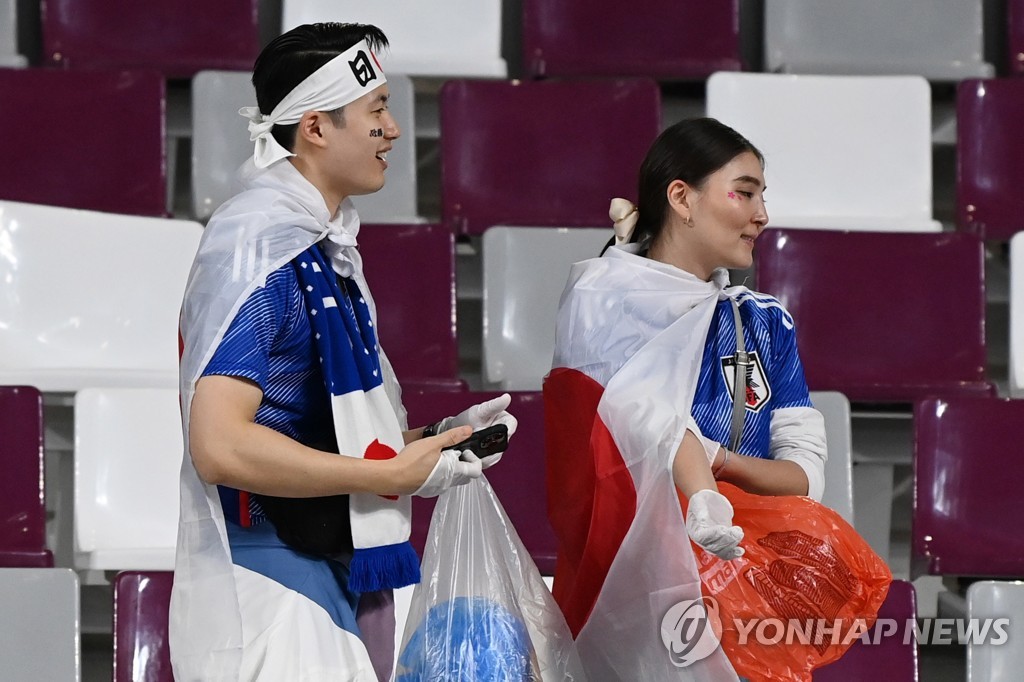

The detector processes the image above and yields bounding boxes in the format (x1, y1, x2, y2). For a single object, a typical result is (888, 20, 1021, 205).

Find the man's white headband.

(240, 39, 387, 169)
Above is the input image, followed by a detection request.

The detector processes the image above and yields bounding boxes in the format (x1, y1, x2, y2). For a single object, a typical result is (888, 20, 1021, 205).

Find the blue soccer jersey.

(691, 291, 813, 459)
(202, 259, 335, 526)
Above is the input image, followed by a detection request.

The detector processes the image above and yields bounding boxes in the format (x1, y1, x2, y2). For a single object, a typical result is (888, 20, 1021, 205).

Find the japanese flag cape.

(547, 243, 741, 681)
(170, 158, 407, 680)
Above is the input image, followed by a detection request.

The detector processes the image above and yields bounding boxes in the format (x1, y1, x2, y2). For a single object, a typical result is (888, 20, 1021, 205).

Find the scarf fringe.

(349, 541, 421, 592)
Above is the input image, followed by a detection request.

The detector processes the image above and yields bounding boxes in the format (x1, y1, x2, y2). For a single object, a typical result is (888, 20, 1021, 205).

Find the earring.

(684, 216, 694, 228)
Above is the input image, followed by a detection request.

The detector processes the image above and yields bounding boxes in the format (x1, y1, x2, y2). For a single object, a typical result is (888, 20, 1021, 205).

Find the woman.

(544, 117, 826, 681)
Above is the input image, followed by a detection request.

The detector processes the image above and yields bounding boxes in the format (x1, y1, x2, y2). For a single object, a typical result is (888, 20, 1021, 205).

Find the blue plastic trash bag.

(396, 596, 533, 682)
(395, 477, 586, 681)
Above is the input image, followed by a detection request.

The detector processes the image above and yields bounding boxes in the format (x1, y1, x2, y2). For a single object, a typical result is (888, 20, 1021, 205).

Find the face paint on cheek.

(727, 192, 738, 200)
(369, 128, 383, 138)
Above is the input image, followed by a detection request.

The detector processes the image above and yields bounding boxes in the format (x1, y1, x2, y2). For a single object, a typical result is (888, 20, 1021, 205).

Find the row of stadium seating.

(4, 375, 1024, 679)
(2, 199, 1022, 401)
(3, 0, 1023, 79)
(1, 71, 1024, 239)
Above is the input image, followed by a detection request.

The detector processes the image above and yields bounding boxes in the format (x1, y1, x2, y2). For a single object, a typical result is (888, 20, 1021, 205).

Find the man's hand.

(387, 425, 482, 496)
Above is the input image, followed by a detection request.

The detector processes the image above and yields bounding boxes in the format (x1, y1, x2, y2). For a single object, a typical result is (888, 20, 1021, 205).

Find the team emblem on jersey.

(720, 351, 772, 413)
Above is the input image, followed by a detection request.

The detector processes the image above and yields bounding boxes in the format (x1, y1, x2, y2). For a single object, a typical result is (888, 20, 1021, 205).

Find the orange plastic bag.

(680, 482, 892, 682)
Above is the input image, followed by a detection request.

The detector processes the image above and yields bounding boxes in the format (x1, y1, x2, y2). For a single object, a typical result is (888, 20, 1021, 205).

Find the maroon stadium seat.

(755, 229, 991, 402)
(522, 0, 742, 79)
(1010, 0, 1024, 76)
(956, 78, 1024, 241)
(113, 570, 174, 682)
(42, 0, 259, 78)
(440, 78, 660, 236)
(913, 397, 1024, 578)
(0, 386, 51, 568)
(0, 68, 166, 216)
(814, 580, 918, 681)
(401, 389, 557, 575)
(358, 224, 461, 387)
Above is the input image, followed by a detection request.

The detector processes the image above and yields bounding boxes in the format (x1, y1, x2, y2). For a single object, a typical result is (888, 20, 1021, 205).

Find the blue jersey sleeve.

(203, 266, 300, 389)
(767, 306, 813, 410)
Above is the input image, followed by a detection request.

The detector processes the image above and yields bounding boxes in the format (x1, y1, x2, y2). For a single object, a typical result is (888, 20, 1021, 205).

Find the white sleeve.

(769, 406, 828, 501)
(686, 415, 722, 465)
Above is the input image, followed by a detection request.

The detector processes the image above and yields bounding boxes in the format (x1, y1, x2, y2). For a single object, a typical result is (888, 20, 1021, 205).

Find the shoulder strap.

(729, 297, 750, 452)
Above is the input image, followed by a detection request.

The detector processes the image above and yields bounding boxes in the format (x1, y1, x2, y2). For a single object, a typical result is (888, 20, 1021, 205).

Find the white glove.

(439, 393, 518, 435)
(686, 489, 745, 560)
(413, 449, 483, 498)
(460, 449, 502, 471)
(436, 393, 518, 468)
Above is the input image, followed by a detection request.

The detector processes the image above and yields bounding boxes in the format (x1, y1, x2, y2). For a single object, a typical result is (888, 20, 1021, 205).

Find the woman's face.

(674, 151, 769, 276)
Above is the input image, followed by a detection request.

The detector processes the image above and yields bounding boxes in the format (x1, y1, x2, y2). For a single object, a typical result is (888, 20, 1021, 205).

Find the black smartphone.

(447, 423, 509, 459)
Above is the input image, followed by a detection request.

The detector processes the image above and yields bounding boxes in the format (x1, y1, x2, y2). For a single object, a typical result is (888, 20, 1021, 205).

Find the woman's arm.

(673, 424, 745, 561)
(709, 406, 827, 499)
(672, 428, 718, 497)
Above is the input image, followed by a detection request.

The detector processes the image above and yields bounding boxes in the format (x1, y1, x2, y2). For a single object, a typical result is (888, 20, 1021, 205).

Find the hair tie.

(609, 198, 638, 245)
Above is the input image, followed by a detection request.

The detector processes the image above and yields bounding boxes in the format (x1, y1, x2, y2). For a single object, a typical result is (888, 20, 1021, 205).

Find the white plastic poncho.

(170, 157, 407, 680)
(547, 243, 742, 681)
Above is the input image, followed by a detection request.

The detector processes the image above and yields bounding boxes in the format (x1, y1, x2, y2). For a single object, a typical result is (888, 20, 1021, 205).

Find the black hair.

(603, 117, 763, 254)
(252, 23, 389, 152)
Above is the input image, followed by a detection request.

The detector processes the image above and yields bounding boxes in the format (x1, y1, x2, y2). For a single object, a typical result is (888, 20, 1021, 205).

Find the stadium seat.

(707, 72, 940, 232)
(814, 580, 918, 681)
(0, 0, 26, 67)
(113, 571, 174, 682)
(1012, 0, 1024, 76)
(810, 391, 854, 526)
(192, 71, 421, 223)
(522, 0, 741, 79)
(764, 0, 993, 81)
(0, 386, 51, 568)
(400, 389, 556, 575)
(441, 79, 660, 236)
(0, 201, 202, 393)
(41, 0, 258, 77)
(956, 79, 1024, 241)
(0, 70, 166, 216)
(755, 229, 991, 402)
(74, 388, 182, 571)
(482, 227, 609, 390)
(1011, 233, 1024, 398)
(190, 71, 255, 220)
(967, 580, 1024, 681)
(0, 568, 80, 682)
(281, 0, 505, 77)
(358, 224, 460, 387)
(913, 397, 1024, 579)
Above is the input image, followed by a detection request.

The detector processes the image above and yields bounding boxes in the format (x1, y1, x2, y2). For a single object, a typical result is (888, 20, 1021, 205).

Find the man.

(171, 23, 516, 682)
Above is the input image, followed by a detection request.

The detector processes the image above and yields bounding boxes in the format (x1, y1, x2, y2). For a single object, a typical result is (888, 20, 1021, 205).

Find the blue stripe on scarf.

(293, 244, 420, 592)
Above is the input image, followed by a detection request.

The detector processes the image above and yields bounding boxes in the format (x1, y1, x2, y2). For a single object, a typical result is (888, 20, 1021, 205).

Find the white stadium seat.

(281, 0, 505, 78)
(74, 388, 183, 571)
(482, 227, 610, 390)
(0, 201, 202, 393)
(0, 568, 80, 681)
(764, 0, 993, 81)
(706, 72, 940, 232)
